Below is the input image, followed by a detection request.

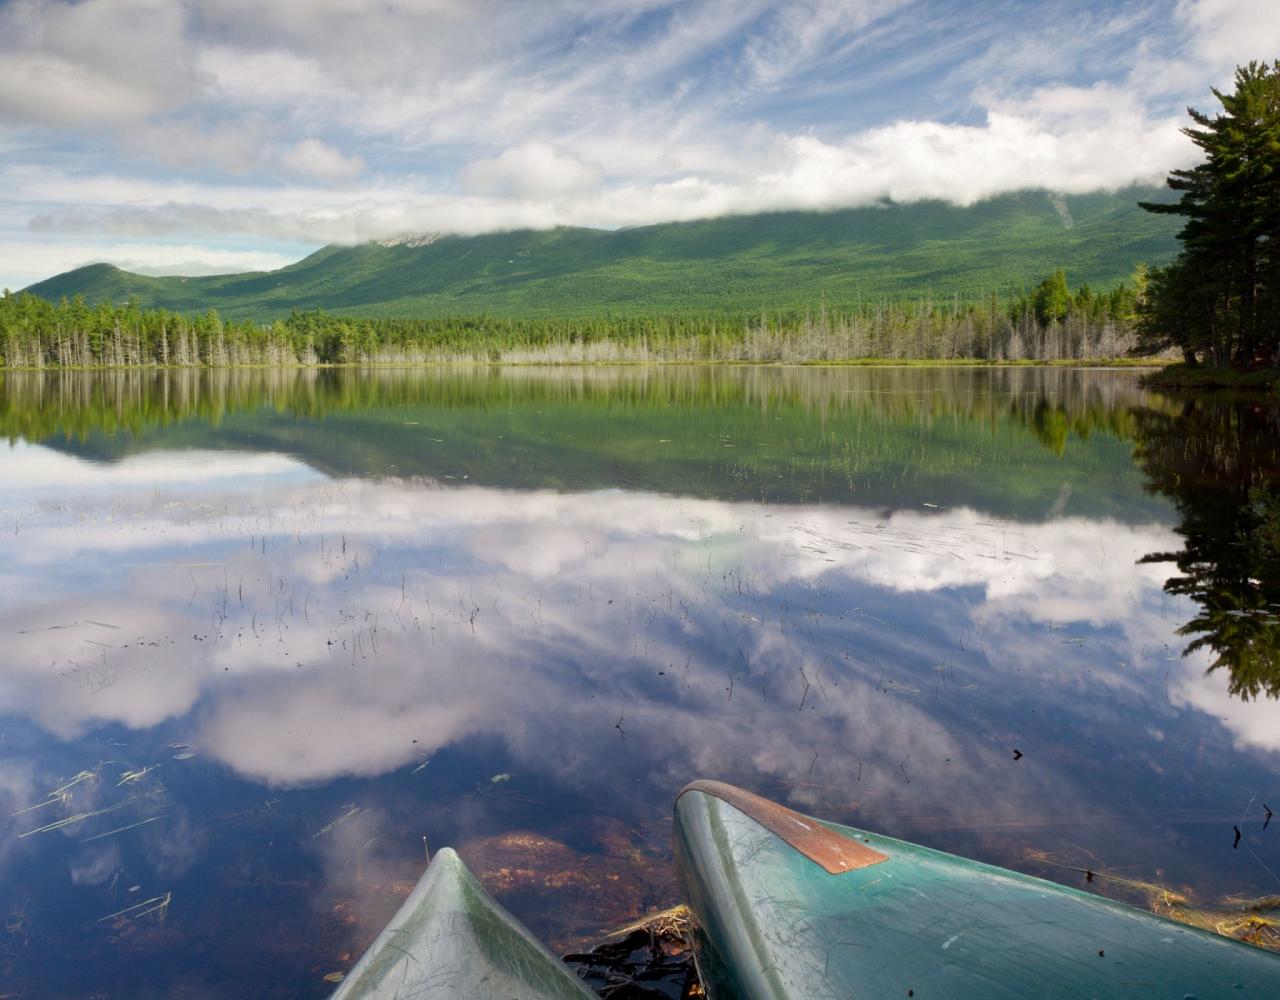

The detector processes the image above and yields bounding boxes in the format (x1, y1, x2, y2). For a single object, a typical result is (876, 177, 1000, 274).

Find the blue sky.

(1, 0, 1277, 290)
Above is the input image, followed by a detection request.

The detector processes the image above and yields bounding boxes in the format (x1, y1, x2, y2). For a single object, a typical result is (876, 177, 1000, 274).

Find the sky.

(1, 0, 1278, 291)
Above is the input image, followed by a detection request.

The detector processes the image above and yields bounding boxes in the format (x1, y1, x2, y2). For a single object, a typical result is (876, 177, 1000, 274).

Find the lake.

(1, 364, 1278, 998)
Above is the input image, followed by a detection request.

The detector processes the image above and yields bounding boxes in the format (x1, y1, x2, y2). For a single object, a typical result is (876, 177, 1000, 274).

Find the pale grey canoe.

(330, 847, 595, 1000)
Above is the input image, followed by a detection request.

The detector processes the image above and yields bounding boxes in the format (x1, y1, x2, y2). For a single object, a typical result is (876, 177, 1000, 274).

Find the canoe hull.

(330, 847, 595, 1000)
(675, 780, 1280, 999)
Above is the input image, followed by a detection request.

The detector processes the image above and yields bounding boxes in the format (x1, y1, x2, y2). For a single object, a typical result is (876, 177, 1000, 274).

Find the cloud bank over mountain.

(2, 0, 1279, 288)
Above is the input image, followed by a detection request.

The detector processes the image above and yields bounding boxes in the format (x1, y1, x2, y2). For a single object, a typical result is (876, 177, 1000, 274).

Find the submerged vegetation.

(1029, 851, 1280, 952)
(1, 272, 1146, 368)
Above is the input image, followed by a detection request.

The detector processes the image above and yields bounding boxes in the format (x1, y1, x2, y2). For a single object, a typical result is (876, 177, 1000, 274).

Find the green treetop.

(1032, 270, 1071, 325)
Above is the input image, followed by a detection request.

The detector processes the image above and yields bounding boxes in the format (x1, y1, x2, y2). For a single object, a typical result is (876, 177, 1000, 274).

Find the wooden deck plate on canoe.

(678, 779, 888, 874)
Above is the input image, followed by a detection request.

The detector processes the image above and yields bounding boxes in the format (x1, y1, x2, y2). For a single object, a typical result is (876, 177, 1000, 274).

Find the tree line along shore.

(0, 273, 1146, 369)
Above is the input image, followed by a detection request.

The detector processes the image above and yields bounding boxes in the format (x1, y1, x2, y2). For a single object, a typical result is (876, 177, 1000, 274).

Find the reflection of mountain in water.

(1, 365, 1168, 522)
(1135, 398, 1280, 700)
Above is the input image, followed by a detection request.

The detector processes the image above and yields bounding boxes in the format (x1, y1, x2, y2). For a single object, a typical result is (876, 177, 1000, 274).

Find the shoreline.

(1139, 363, 1280, 391)
(0, 357, 1168, 373)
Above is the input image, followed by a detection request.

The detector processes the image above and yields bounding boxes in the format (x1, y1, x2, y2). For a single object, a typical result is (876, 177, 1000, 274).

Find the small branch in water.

(99, 892, 171, 925)
(80, 815, 166, 843)
(312, 805, 362, 839)
(19, 796, 136, 838)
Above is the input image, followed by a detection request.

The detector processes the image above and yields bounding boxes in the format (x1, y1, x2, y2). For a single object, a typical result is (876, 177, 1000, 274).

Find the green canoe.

(330, 847, 595, 1000)
(675, 779, 1280, 999)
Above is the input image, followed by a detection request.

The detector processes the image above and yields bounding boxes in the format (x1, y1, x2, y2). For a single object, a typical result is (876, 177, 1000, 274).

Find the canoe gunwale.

(676, 779, 888, 874)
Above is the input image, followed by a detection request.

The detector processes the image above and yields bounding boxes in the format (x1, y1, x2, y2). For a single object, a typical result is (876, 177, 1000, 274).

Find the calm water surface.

(1, 365, 1278, 998)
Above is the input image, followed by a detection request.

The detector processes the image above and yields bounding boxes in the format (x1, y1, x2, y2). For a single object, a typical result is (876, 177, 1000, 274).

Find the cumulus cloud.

(281, 139, 366, 182)
(460, 142, 603, 200)
(0, 51, 175, 129)
(0, 0, 200, 129)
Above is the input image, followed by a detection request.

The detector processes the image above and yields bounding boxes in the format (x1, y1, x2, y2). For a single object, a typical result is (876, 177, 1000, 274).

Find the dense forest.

(0, 271, 1144, 368)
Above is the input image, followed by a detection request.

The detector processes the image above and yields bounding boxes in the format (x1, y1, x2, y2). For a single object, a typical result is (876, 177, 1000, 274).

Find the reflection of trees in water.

(1, 365, 1153, 442)
(1134, 398, 1280, 700)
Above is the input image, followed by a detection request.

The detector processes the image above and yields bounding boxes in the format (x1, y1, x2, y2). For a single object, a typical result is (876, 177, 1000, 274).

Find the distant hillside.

(24, 188, 1178, 321)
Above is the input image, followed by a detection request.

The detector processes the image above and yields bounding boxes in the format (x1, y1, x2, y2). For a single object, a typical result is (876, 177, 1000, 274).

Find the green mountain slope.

(24, 188, 1178, 320)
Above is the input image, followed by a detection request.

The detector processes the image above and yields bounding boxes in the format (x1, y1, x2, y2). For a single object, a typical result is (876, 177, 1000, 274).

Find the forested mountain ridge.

(24, 188, 1177, 321)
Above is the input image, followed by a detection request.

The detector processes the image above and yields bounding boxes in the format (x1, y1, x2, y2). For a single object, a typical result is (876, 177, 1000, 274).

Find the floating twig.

(312, 805, 362, 839)
(99, 891, 171, 924)
(80, 815, 166, 843)
(19, 796, 138, 838)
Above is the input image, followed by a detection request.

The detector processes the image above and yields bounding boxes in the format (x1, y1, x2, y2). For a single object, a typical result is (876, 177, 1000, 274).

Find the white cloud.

(0, 239, 303, 289)
(0, 443, 316, 495)
(1178, 0, 1280, 72)
(119, 119, 271, 175)
(281, 139, 366, 182)
(1126, 1, 1280, 101)
(0, 0, 201, 128)
(0, 51, 173, 128)
(198, 45, 339, 106)
(460, 142, 603, 199)
(1170, 654, 1280, 753)
(10, 90, 1193, 252)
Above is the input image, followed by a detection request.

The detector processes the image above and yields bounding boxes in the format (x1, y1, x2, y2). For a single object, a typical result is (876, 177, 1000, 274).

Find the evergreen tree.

(1032, 270, 1071, 326)
(1141, 60, 1280, 367)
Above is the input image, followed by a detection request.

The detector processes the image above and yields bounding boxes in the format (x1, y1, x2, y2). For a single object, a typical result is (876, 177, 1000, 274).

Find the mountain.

(24, 188, 1179, 320)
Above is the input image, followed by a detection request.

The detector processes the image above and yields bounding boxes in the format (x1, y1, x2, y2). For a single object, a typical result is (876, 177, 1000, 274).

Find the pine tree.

(1141, 60, 1280, 367)
(1032, 270, 1071, 326)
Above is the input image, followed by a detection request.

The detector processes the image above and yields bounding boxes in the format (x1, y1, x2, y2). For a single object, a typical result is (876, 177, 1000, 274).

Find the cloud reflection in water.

(5, 440, 1269, 794)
